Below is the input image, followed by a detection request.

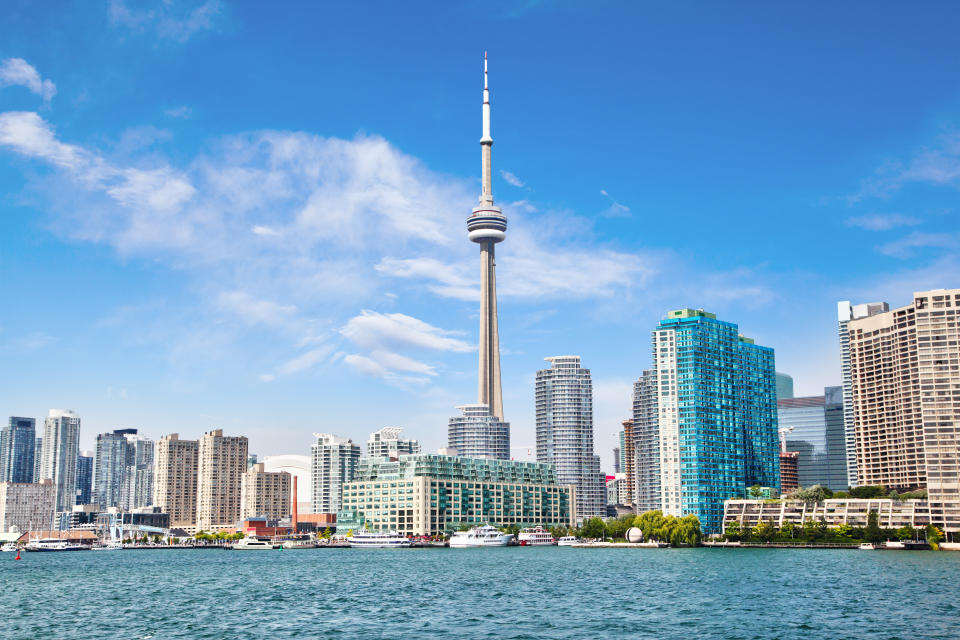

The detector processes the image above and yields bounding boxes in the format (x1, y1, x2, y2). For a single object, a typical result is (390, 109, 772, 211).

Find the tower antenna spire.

(480, 52, 493, 202)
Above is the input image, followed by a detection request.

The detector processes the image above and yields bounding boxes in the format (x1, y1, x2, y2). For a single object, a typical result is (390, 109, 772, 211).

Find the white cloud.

(878, 232, 960, 259)
(252, 225, 280, 237)
(845, 213, 921, 231)
(500, 169, 524, 187)
(165, 106, 193, 119)
(0, 58, 56, 103)
(276, 345, 335, 376)
(109, 0, 222, 43)
(341, 310, 472, 353)
(259, 373, 276, 383)
(852, 131, 960, 201)
(600, 202, 630, 218)
(217, 291, 297, 328)
(9, 332, 58, 351)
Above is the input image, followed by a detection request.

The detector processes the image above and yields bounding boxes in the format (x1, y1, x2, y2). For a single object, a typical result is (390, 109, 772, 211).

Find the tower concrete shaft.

(467, 52, 507, 421)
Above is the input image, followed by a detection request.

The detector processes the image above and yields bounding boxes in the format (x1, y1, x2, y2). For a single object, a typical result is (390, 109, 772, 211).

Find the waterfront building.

(649, 309, 779, 534)
(723, 498, 932, 532)
(311, 433, 361, 514)
(153, 434, 199, 529)
(0, 479, 55, 533)
(1, 417, 36, 483)
(240, 463, 290, 521)
(775, 372, 794, 400)
(620, 419, 635, 508)
(632, 370, 660, 514)
(779, 451, 799, 493)
(75, 451, 93, 505)
(33, 437, 42, 482)
(123, 434, 154, 510)
(777, 387, 848, 491)
(847, 289, 960, 533)
(367, 427, 421, 460)
(39, 409, 81, 513)
(196, 429, 247, 530)
(262, 454, 311, 514)
(93, 429, 136, 509)
(535, 356, 605, 522)
(448, 404, 510, 460)
(339, 454, 574, 535)
(838, 300, 889, 488)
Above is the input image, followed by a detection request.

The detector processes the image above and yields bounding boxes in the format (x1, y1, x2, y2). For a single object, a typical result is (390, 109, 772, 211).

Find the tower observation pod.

(468, 52, 506, 421)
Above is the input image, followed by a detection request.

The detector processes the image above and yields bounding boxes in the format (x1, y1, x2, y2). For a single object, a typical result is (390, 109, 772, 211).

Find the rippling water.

(3, 547, 958, 639)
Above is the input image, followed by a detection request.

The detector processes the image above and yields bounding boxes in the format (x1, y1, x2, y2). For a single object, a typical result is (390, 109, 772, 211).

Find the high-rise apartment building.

(33, 438, 42, 482)
(366, 427, 421, 460)
(779, 451, 799, 493)
(39, 409, 81, 513)
(838, 300, 889, 488)
(647, 309, 779, 534)
(240, 463, 290, 521)
(777, 387, 848, 491)
(123, 434, 154, 510)
(619, 419, 635, 508)
(775, 372, 794, 400)
(535, 356, 605, 522)
(75, 451, 93, 505)
(311, 433, 361, 514)
(196, 429, 247, 530)
(632, 370, 660, 514)
(847, 289, 960, 532)
(93, 429, 136, 509)
(448, 405, 510, 460)
(0, 479, 55, 533)
(153, 433, 199, 528)
(0, 417, 36, 483)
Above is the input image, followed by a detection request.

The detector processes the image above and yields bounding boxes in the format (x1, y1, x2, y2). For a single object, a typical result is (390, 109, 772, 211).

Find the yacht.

(517, 526, 555, 546)
(232, 536, 279, 550)
(347, 529, 412, 548)
(557, 536, 581, 546)
(858, 543, 877, 550)
(25, 538, 85, 552)
(1, 542, 18, 552)
(91, 541, 124, 551)
(448, 525, 513, 548)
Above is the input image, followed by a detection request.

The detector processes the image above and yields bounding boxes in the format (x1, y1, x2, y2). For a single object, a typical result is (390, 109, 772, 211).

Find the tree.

(802, 518, 821, 541)
(749, 485, 764, 499)
(925, 525, 944, 547)
(895, 526, 916, 541)
(865, 511, 882, 544)
(780, 520, 795, 540)
(580, 517, 606, 540)
(850, 485, 886, 499)
(753, 520, 776, 543)
(724, 521, 742, 542)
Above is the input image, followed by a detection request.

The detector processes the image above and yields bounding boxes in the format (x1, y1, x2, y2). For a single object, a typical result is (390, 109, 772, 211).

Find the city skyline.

(2, 2, 960, 470)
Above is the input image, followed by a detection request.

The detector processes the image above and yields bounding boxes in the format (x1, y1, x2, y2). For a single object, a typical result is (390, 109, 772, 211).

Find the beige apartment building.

(240, 463, 290, 521)
(848, 288, 960, 532)
(0, 479, 56, 533)
(723, 498, 931, 531)
(196, 429, 248, 531)
(153, 434, 199, 529)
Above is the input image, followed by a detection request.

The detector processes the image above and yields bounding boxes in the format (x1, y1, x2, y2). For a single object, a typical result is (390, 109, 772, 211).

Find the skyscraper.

(632, 370, 660, 514)
(123, 433, 154, 510)
(311, 433, 361, 514)
(93, 429, 136, 509)
(33, 437, 42, 482)
(649, 309, 779, 534)
(837, 299, 889, 488)
(366, 427, 421, 460)
(535, 356, 605, 522)
(847, 289, 960, 533)
(448, 405, 511, 460)
(620, 419, 635, 508)
(777, 387, 848, 491)
(0, 417, 36, 483)
(775, 372, 794, 400)
(75, 451, 93, 505)
(39, 409, 81, 513)
(153, 433, 199, 529)
(196, 429, 248, 530)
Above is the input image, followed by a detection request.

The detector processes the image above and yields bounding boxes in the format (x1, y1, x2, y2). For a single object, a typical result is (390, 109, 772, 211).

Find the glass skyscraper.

(75, 452, 93, 505)
(648, 309, 779, 534)
(777, 386, 848, 491)
(39, 409, 81, 513)
(0, 417, 36, 483)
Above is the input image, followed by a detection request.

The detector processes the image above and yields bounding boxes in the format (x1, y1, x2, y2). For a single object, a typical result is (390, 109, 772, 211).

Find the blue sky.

(2, 1, 959, 470)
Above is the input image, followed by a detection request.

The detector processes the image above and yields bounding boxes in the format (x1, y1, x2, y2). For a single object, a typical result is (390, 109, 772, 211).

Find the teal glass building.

(650, 309, 779, 534)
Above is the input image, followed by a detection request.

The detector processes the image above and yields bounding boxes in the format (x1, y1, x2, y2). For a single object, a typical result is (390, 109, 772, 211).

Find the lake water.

(3, 547, 958, 639)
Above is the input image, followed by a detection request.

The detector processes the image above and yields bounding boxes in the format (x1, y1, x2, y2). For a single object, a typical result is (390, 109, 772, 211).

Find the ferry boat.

(517, 526, 555, 546)
(91, 541, 123, 551)
(232, 536, 279, 550)
(347, 529, 412, 548)
(557, 536, 580, 546)
(448, 525, 513, 548)
(25, 538, 87, 552)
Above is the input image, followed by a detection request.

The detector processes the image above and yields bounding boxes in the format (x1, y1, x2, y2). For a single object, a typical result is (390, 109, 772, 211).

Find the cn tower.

(467, 52, 507, 421)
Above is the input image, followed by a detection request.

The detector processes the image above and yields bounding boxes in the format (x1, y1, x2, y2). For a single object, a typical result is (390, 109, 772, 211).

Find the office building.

(340, 454, 573, 535)
(775, 372, 794, 400)
(448, 404, 510, 460)
(93, 429, 136, 509)
(33, 437, 42, 482)
(39, 409, 81, 513)
(123, 434, 154, 510)
(535, 356, 605, 522)
(311, 433, 361, 514)
(367, 427, 421, 460)
(632, 370, 660, 514)
(612, 446, 621, 474)
(647, 309, 779, 534)
(847, 289, 960, 532)
(1, 417, 36, 483)
(838, 300, 889, 487)
(777, 387, 848, 491)
(0, 479, 56, 533)
(196, 429, 247, 531)
(240, 463, 290, 521)
(247, 454, 258, 470)
(153, 433, 199, 529)
(75, 451, 93, 505)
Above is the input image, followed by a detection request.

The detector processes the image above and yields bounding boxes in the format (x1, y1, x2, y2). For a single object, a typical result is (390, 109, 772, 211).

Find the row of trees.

(193, 530, 245, 543)
(783, 484, 927, 504)
(552, 510, 702, 547)
(724, 512, 944, 545)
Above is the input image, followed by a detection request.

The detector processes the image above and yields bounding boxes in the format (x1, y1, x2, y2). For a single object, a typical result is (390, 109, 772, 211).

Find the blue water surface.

(2, 547, 958, 639)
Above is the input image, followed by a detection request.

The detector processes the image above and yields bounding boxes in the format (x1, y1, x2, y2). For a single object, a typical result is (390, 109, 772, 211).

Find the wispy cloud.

(845, 213, 921, 231)
(0, 58, 56, 103)
(500, 169, 524, 187)
(852, 131, 960, 202)
(599, 188, 631, 218)
(341, 311, 472, 353)
(878, 232, 960, 259)
(164, 106, 193, 119)
(217, 291, 297, 328)
(108, 0, 222, 43)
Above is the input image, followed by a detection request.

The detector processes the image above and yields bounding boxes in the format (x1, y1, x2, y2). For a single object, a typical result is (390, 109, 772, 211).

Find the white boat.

(517, 526, 555, 546)
(91, 541, 123, 551)
(232, 536, 278, 550)
(557, 536, 581, 546)
(1, 543, 18, 552)
(347, 529, 411, 548)
(859, 543, 877, 550)
(25, 538, 79, 552)
(883, 540, 905, 549)
(448, 525, 513, 548)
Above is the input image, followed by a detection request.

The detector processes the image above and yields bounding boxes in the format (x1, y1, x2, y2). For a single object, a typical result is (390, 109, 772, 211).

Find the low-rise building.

(0, 480, 56, 533)
(723, 498, 932, 532)
(340, 454, 574, 535)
